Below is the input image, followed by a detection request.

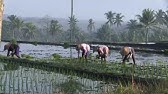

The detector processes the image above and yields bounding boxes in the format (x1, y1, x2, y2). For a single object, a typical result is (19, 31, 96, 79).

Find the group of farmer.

(76, 43, 136, 64)
(3, 41, 135, 64)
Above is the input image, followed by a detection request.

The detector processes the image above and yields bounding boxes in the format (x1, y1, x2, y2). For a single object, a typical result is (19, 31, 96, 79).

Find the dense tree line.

(2, 9, 168, 43)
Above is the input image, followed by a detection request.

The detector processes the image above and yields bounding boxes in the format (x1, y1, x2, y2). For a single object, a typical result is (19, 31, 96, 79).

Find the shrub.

(63, 42, 70, 49)
(10, 38, 17, 44)
(32, 41, 37, 46)
(52, 53, 62, 59)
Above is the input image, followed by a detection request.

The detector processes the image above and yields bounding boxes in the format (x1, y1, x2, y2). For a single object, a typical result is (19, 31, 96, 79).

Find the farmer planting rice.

(76, 43, 90, 59)
(4, 42, 20, 58)
(93, 45, 109, 61)
(120, 46, 135, 64)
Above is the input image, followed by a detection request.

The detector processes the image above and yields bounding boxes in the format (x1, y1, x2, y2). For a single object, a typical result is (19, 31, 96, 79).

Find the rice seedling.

(0, 71, 4, 93)
(3, 72, 7, 93)
(163, 49, 168, 55)
(1, 55, 168, 93)
(21, 54, 34, 59)
(51, 53, 62, 60)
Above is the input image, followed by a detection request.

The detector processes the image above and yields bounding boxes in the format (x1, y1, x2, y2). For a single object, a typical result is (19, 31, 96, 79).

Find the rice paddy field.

(0, 61, 117, 94)
(0, 42, 167, 64)
(0, 42, 168, 93)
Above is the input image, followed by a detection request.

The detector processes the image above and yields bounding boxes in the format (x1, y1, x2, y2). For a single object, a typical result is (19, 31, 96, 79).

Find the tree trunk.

(0, 0, 4, 42)
(12, 29, 15, 39)
(132, 30, 135, 43)
(145, 28, 149, 44)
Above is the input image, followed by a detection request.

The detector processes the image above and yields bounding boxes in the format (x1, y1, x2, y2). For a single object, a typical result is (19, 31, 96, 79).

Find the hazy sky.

(4, 0, 168, 21)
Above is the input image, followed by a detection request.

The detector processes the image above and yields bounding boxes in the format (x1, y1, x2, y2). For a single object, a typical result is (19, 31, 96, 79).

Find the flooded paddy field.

(0, 42, 167, 65)
(0, 42, 168, 93)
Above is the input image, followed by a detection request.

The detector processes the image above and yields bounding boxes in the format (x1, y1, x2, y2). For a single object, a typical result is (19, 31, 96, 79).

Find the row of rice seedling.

(1, 54, 168, 93)
(2, 54, 168, 81)
(0, 60, 114, 94)
(0, 56, 167, 92)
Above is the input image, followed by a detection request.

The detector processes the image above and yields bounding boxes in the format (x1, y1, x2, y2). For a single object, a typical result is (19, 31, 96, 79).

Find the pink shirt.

(80, 43, 90, 53)
(98, 45, 109, 57)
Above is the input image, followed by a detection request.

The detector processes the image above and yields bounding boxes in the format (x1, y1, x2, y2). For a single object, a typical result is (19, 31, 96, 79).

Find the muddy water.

(0, 42, 168, 64)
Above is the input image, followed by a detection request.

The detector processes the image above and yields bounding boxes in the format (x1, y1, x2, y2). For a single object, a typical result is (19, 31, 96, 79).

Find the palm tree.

(7, 15, 17, 38)
(2, 20, 11, 39)
(68, 15, 78, 27)
(41, 15, 51, 32)
(163, 10, 168, 27)
(40, 15, 51, 42)
(127, 19, 138, 42)
(49, 20, 62, 42)
(137, 8, 156, 43)
(104, 11, 116, 28)
(154, 9, 167, 41)
(7, 15, 24, 39)
(68, 15, 80, 42)
(15, 18, 24, 40)
(114, 13, 124, 27)
(97, 24, 112, 42)
(87, 19, 95, 32)
(155, 9, 165, 25)
(22, 22, 36, 41)
(49, 20, 62, 35)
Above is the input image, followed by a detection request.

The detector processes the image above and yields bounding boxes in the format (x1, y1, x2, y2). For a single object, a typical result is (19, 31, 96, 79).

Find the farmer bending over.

(93, 45, 109, 61)
(76, 43, 90, 59)
(120, 46, 135, 64)
(4, 43, 20, 58)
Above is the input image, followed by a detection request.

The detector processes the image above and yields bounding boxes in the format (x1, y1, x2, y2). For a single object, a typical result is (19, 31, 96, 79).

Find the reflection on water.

(0, 62, 115, 94)
(0, 42, 168, 64)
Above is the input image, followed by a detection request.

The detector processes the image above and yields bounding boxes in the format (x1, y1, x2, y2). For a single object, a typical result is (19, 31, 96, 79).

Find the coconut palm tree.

(127, 19, 139, 42)
(137, 8, 156, 44)
(22, 22, 36, 41)
(97, 24, 112, 42)
(49, 20, 63, 42)
(163, 10, 168, 28)
(7, 15, 24, 40)
(68, 15, 78, 27)
(40, 15, 51, 42)
(2, 20, 11, 39)
(155, 9, 165, 24)
(68, 15, 80, 42)
(7, 15, 17, 39)
(49, 20, 62, 35)
(87, 19, 95, 32)
(104, 11, 116, 28)
(114, 13, 124, 27)
(15, 18, 24, 40)
(154, 9, 167, 41)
